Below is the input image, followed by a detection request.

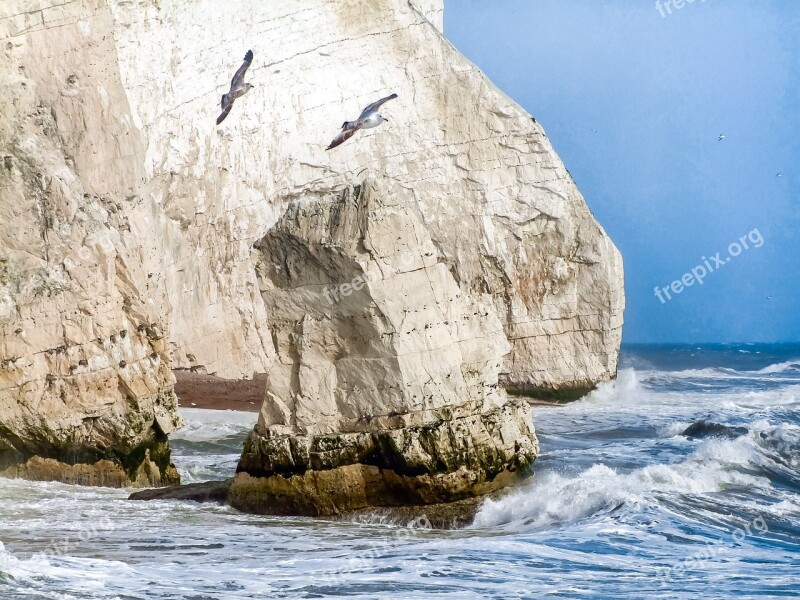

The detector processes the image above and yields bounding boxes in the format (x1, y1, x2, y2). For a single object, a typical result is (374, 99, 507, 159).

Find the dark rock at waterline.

(681, 420, 749, 440)
(343, 493, 499, 530)
(129, 478, 232, 503)
(1, 437, 180, 488)
(127, 478, 504, 529)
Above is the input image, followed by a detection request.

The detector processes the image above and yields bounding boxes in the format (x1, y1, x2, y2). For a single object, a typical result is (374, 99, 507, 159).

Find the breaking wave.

(471, 424, 800, 531)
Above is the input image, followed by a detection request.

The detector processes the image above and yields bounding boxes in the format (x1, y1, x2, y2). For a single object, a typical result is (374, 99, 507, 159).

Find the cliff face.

(0, 0, 181, 486)
(99, 0, 622, 388)
(0, 0, 623, 500)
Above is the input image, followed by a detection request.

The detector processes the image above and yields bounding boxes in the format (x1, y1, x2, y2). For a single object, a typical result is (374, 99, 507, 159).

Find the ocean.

(1, 344, 799, 599)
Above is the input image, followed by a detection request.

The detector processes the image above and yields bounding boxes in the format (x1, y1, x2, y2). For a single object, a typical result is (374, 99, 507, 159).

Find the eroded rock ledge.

(230, 400, 537, 516)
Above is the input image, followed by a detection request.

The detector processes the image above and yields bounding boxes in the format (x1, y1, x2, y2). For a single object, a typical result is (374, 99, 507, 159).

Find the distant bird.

(767, 295, 773, 300)
(326, 93, 398, 150)
(776, 172, 783, 177)
(217, 49, 254, 125)
(718, 133, 726, 142)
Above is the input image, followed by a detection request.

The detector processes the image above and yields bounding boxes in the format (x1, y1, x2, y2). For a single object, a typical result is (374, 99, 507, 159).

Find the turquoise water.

(1, 345, 799, 598)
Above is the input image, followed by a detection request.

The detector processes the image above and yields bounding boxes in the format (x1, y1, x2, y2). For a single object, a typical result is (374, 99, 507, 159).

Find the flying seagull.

(718, 133, 726, 141)
(216, 49, 254, 125)
(776, 172, 783, 177)
(326, 93, 398, 150)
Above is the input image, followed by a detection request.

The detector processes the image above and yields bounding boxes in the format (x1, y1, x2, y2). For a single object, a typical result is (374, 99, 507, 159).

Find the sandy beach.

(173, 370, 265, 413)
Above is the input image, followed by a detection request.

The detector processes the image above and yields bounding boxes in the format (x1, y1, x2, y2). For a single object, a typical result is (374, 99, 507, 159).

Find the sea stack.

(228, 181, 540, 515)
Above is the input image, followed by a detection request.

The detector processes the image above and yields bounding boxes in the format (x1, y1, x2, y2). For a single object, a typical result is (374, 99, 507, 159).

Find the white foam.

(719, 385, 800, 411)
(473, 436, 769, 531)
(172, 407, 256, 441)
(747, 421, 800, 466)
(0, 543, 135, 599)
(761, 498, 800, 517)
(646, 367, 730, 379)
(634, 359, 800, 381)
(0, 542, 19, 575)
(754, 359, 800, 374)
(576, 368, 641, 406)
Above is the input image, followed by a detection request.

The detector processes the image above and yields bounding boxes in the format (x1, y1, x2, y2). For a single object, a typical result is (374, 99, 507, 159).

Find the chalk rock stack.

(229, 180, 539, 514)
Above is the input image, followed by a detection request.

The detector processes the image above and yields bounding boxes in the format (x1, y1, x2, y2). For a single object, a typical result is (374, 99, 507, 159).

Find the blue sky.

(445, 0, 800, 343)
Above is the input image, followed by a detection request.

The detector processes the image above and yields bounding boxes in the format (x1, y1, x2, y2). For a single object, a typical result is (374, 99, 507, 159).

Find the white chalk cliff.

(0, 0, 623, 501)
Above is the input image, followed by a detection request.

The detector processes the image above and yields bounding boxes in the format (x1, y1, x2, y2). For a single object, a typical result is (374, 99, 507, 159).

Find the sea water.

(1, 345, 799, 599)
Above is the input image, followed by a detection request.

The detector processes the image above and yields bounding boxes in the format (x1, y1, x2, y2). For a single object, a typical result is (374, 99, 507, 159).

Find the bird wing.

(359, 93, 398, 119)
(216, 101, 233, 125)
(326, 122, 362, 150)
(230, 49, 254, 92)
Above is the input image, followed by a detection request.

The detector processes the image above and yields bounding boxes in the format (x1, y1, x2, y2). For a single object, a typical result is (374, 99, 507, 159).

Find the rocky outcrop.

(1, 0, 623, 499)
(129, 479, 232, 504)
(251, 181, 515, 438)
(231, 400, 537, 516)
(681, 421, 749, 440)
(129, 477, 491, 529)
(223, 0, 621, 513)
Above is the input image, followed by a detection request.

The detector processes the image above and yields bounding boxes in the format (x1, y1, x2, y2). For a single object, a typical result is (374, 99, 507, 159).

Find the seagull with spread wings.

(326, 93, 398, 150)
(216, 50, 254, 125)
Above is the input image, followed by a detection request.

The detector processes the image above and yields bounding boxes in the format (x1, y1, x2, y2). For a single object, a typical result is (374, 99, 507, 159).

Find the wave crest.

(472, 435, 770, 531)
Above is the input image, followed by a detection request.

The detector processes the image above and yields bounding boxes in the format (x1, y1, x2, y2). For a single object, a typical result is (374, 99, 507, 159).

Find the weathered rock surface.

(252, 181, 515, 437)
(1, 0, 623, 500)
(227, 180, 536, 514)
(129, 477, 484, 529)
(99, 0, 623, 388)
(224, 0, 620, 513)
